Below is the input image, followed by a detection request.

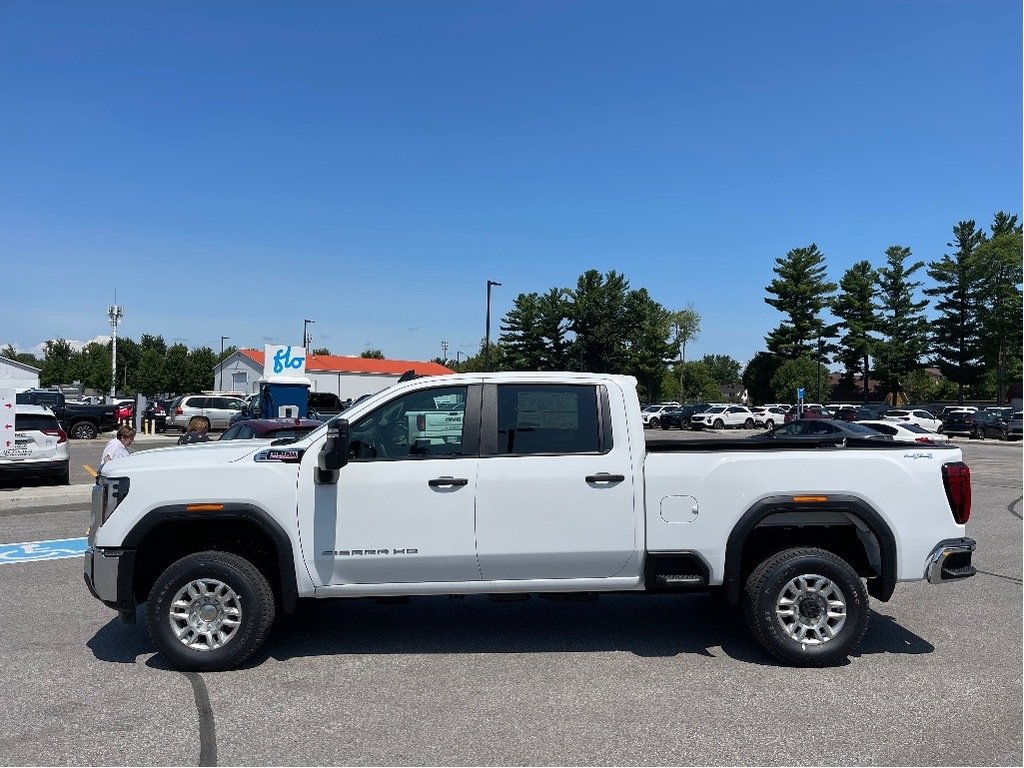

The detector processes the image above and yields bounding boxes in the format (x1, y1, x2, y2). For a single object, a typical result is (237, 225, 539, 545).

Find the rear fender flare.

(724, 494, 896, 603)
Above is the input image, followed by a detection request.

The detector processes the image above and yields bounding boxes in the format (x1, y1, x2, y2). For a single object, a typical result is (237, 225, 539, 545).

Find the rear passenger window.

(15, 415, 58, 431)
(495, 385, 601, 455)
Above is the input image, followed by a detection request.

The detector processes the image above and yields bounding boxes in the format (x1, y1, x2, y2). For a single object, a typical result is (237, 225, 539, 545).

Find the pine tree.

(832, 260, 879, 401)
(876, 246, 930, 401)
(498, 289, 569, 370)
(974, 212, 1023, 404)
(764, 244, 837, 360)
(925, 221, 986, 402)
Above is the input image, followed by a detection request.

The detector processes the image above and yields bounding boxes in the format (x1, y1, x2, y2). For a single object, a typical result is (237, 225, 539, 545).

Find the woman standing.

(100, 425, 136, 468)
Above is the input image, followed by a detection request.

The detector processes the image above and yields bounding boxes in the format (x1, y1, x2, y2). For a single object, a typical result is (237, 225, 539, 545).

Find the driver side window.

(348, 386, 469, 460)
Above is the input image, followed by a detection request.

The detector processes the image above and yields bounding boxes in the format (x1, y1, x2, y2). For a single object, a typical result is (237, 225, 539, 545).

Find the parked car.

(640, 403, 680, 429)
(308, 392, 347, 417)
(0, 405, 70, 485)
(142, 398, 176, 433)
(940, 405, 978, 418)
(883, 408, 943, 432)
(751, 405, 788, 430)
(831, 406, 882, 423)
(1007, 412, 1023, 441)
(218, 418, 323, 442)
(166, 395, 246, 432)
(690, 405, 756, 430)
(857, 420, 951, 445)
(983, 406, 1014, 421)
(941, 410, 1011, 440)
(755, 419, 892, 442)
(782, 404, 830, 424)
(15, 389, 118, 440)
(658, 404, 708, 430)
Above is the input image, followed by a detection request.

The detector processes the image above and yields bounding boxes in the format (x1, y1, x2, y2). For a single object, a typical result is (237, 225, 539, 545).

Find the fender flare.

(123, 503, 299, 613)
(724, 494, 897, 603)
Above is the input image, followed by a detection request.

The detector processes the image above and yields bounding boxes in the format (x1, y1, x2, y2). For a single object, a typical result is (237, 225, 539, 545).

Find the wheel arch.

(724, 494, 896, 604)
(123, 503, 299, 615)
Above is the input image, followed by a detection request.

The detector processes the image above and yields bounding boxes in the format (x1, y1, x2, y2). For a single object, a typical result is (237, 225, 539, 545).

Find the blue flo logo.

(273, 346, 305, 374)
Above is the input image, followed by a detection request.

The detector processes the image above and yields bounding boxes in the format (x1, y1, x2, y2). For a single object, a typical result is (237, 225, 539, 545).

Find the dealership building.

(213, 349, 453, 400)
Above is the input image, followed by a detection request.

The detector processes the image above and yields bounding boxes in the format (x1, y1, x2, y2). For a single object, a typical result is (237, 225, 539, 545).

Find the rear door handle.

(428, 476, 469, 488)
(585, 473, 625, 484)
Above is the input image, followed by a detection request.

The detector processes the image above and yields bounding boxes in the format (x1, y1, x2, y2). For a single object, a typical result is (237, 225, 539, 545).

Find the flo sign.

(263, 345, 307, 380)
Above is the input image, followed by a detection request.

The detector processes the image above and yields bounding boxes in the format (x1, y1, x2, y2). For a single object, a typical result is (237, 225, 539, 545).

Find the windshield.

(843, 422, 883, 435)
(705, 406, 726, 414)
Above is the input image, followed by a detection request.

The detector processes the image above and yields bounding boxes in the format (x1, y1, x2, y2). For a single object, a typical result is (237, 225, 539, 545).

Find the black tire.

(713, 418, 724, 430)
(70, 421, 99, 440)
(649, 418, 660, 429)
(743, 547, 869, 666)
(743, 418, 755, 429)
(146, 551, 276, 672)
(764, 419, 775, 431)
(1000, 427, 1008, 441)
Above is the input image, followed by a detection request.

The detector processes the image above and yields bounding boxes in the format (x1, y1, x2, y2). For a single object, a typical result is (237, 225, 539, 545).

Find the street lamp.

(219, 336, 230, 391)
(484, 280, 501, 371)
(303, 319, 315, 353)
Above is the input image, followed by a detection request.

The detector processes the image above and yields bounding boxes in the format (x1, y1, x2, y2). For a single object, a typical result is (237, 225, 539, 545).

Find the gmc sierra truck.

(84, 372, 976, 671)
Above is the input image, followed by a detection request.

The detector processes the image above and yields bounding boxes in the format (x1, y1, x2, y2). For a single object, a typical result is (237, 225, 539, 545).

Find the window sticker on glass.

(516, 392, 579, 430)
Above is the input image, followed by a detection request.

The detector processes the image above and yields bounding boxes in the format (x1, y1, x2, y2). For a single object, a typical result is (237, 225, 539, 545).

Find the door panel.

(474, 383, 637, 581)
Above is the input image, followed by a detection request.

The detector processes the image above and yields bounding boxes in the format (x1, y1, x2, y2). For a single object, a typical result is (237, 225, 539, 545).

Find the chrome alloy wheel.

(774, 573, 847, 645)
(168, 578, 243, 651)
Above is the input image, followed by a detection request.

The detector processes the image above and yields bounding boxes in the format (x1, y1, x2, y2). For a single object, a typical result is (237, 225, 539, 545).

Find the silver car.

(166, 395, 245, 432)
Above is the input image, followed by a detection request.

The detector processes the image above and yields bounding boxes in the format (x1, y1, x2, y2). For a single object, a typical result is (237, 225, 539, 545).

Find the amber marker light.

(792, 496, 829, 503)
(186, 504, 225, 512)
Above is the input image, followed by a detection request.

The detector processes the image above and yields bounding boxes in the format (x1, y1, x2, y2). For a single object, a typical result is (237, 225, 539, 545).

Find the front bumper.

(83, 546, 137, 619)
(925, 538, 977, 584)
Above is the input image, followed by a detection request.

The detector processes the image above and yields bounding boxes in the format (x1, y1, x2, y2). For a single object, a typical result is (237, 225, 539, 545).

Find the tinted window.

(350, 386, 468, 460)
(495, 384, 599, 455)
(15, 414, 59, 431)
(185, 397, 207, 409)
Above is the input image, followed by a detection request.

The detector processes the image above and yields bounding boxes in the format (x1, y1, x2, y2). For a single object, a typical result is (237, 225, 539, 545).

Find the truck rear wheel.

(743, 547, 868, 666)
(146, 551, 275, 672)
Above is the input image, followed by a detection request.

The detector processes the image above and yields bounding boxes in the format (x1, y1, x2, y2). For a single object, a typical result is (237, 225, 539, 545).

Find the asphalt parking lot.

(0, 431, 1020, 765)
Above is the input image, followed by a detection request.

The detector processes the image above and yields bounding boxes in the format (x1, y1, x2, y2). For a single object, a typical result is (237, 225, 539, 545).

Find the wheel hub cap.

(169, 578, 243, 652)
(775, 573, 847, 646)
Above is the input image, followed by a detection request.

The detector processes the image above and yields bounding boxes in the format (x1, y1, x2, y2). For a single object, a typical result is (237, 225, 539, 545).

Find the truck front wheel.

(743, 547, 868, 666)
(70, 421, 98, 440)
(146, 551, 276, 672)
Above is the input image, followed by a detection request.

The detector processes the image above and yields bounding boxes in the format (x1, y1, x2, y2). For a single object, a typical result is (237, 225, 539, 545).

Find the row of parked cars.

(642, 401, 1023, 444)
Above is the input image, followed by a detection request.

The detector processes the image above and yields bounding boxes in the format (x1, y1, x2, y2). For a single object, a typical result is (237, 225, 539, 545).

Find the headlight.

(101, 476, 130, 524)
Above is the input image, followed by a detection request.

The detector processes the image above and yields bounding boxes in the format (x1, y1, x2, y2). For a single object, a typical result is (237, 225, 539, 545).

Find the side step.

(654, 574, 706, 588)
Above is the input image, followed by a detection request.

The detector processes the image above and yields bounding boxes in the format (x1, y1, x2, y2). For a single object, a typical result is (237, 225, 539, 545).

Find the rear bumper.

(925, 538, 977, 584)
(0, 458, 69, 479)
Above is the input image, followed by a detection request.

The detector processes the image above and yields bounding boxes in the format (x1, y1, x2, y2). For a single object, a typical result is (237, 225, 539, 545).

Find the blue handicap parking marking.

(0, 537, 88, 564)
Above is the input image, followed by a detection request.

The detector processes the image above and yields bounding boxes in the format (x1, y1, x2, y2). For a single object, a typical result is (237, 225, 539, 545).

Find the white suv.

(0, 405, 70, 485)
(690, 405, 756, 430)
(640, 403, 680, 429)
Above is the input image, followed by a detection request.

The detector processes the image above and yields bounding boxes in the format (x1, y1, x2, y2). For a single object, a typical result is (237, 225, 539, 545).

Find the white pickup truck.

(84, 372, 976, 671)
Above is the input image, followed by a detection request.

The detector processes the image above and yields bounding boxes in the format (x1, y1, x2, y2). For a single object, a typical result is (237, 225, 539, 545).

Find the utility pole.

(106, 303, 124, 399)
(220, 336, 230, 391)
(484, 280, 501, 371)
(303, 318, 315, 353)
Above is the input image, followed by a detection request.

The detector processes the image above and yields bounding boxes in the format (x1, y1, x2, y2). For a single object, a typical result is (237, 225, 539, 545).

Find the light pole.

(440, 340, 448, 364)
(220, 336, 230, 391)
(106, 304, 124, 399)
(484, 280, 501, 371)
(303, 318, 315, 353)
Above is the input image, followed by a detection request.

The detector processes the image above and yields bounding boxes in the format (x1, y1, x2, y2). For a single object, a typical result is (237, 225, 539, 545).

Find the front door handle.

(585, 473, 625, 484)
(428, 476, 469, 488)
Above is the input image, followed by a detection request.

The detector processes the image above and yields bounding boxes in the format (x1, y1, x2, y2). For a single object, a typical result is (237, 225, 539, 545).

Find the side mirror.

(318, 418, 350, 477)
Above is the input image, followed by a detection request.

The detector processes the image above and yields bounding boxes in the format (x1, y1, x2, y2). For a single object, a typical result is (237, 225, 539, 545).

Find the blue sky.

(2, 0, 1020, 367)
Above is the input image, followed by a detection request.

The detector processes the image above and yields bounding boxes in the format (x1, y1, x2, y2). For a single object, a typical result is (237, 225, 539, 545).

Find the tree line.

(6, 211, 1020, 404)
(451, 211, 1021, 405)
